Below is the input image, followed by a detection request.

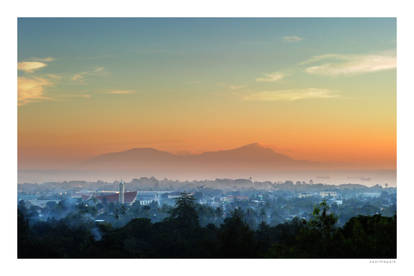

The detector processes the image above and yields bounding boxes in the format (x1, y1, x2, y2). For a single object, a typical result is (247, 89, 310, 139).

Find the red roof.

(124, 191, 138, 203)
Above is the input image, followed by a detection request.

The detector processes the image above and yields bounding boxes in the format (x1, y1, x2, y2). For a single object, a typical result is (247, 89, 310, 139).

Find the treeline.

(18, 194, 396, 258)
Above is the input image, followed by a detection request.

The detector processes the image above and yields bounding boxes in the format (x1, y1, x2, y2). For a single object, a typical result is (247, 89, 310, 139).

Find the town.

(18, 177, 396, 229)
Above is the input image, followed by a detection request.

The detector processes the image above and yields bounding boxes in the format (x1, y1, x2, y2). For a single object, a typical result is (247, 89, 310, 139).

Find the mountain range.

(83, 143, 317, 172)
(18, 143, 397, 185)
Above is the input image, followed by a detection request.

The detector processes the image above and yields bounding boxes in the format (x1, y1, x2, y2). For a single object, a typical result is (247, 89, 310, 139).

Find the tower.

(119, 180, 125, 204)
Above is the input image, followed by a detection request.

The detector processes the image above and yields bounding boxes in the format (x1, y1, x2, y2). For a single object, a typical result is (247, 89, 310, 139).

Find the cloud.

(107, 90, 135, 95)
(72, 73, 85, 81)
(303, 52, 396, 76)
(60, 94, 92, 99)
(18, 68, 91, 106)
(242, 88, 339, 102)
(94, 66, 104, 72)
(283, 36, 303, 42)
(256, 72, 286, 82)
(18, 77, 52, 105)
(18, 62, 47, 73)
(45, 74, 62, 80)
(229, 85, 246, 90)
(72, 66, 106, 82)
(300, 54, 344, 65)
(18, 57, 55, 73)
(28, 57, 55, 62)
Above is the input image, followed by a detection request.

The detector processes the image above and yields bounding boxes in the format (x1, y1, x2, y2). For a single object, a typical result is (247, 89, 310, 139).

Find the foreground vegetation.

(18, 194, 396, 258)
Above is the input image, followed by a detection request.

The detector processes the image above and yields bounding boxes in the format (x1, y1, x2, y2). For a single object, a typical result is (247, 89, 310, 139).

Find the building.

(319, 191, 337, 198)
(25, 199, 60, 208)
(137, 192, 162, 206)
(119, 181, 125, 204)
(298, 192, 313, 198)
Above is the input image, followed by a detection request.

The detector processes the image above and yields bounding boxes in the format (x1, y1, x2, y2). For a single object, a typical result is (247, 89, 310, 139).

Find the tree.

(309, 201, 338, 238)
(218, 208, 257, 257)
(302, 201, 339, 257)
(170, 193, 199, 230)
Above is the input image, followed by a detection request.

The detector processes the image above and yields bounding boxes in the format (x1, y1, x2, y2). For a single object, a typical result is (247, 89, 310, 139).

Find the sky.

(18, 18, 396, 170)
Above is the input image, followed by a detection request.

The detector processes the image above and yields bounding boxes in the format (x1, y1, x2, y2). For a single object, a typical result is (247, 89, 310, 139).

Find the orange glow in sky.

(18, 18, 396, 171)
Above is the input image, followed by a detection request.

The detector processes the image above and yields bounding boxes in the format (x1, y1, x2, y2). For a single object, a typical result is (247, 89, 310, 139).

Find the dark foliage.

(18, 197, 396, 258)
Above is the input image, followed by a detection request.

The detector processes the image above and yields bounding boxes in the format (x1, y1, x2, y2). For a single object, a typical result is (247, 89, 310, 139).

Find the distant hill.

(18, 144, 396, 184)
(83, 143, 316, 173)
(192, 143, 294, 163)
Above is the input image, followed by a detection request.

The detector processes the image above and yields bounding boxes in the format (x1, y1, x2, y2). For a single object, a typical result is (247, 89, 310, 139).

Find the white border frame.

(2, 1, 413, 275)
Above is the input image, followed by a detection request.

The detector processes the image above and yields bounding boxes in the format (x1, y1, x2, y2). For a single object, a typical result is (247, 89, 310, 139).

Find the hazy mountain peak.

(238, 142, 262, 148)
(82, 143, 319, 175)
(125, 147, 162, 153)
(232, 143, 277, 154)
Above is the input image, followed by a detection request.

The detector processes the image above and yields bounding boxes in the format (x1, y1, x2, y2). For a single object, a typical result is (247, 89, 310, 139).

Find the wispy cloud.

(72, 73, 85, 81)
(18, 62, 47, 73)
(229, 85, 246, 90)
(59, 94, 92, 99)
(18, 73, 92, 105)
(256, 72, 286, 82)
(18, 57, 55, 73)
(28, 57, 55, 62)
(18, 77, 52, 105)
(107, 90, 135, 95)
(72, 66, 106, 82)
(45, 74, 62, 80)
(94, 66, 104, 73)
(283, 36, 303, 42)
(242, 88, 339, 102)
(303, 52, 396, 76)
(301, 54, 344, 65)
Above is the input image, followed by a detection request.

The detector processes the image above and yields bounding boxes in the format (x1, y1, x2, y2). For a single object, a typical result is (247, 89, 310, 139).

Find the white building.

(119, 181, 125, 204)
(319, 191, 337, 198)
